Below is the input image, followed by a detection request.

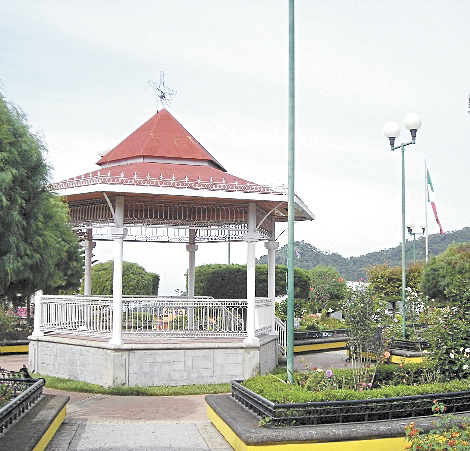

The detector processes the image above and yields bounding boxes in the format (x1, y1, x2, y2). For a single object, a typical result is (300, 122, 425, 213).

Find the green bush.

(242, 371, 470, 404)
(194, 264, 310, 299)
(405, 412, 470, 450)
(0, 383, 12, 408)
(0, 306, 28, 333)
(90, 261, 158, 296)
(297, 313, 344, 331)
(275, 298, 308, 322)
(421, 306, 470, 381)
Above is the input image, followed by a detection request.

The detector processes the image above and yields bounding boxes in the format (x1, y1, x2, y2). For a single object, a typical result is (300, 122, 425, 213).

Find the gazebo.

(28, 109, 314, 387)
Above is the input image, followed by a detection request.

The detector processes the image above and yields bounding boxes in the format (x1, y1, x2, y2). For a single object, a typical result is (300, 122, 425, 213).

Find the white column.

(109, 196, 128, 346)
(265, 239, 279, 334)
(81, 228, 96, 296)
(243, 202, 260, 345)
(31, 290, 44, 337)
(186, 229, 198, 329)
(186, 229, 198, 298)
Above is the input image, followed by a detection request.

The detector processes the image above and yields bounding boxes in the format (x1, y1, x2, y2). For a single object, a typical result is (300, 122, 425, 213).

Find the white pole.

(31, 290, 44, 337)
(244, 202, 260, 345)
(265, 238, 279, 334)
(109, 196, 127, 346)
(81, 228, 95, 296)
(186, 228, 197, 329)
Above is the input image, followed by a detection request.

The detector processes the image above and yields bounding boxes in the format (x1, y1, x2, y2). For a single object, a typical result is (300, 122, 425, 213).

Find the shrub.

(0, 306, 28, 333)
(341, 284, 391, 387)
(275, 298, 308, 322)
(194, 264, 310, 299)
(422, 306, 470, 381)
(0, 383, 12, 408)
(297, 313, 344, 331)
(89, 261, 158, 295)
(405, 411, 470, 451)
(242, 372, 470, 404)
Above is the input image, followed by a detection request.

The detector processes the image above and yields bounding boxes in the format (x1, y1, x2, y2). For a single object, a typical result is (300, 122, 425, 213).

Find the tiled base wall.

(28, 335, 277, 387)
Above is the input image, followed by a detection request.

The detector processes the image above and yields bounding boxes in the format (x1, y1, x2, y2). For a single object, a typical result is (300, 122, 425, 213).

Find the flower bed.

(293, 329, 348, 340)
(231, 380, 470, 428)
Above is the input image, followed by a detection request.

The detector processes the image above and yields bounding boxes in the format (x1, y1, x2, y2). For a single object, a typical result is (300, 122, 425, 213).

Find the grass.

(242, 374, 470, 403)
(33, 373, 230, 396)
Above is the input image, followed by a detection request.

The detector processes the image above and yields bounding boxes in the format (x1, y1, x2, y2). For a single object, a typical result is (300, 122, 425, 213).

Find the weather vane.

(149, 72, 176, 110)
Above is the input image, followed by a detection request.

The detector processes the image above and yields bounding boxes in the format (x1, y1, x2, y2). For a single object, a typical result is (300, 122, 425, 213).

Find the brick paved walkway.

(0, 350, 351, 450)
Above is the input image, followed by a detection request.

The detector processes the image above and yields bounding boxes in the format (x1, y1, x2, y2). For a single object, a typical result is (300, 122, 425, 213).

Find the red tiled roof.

(96, 109, 225, 171)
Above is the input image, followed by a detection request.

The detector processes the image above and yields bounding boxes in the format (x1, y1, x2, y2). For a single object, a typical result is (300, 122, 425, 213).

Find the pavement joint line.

(73, 420, 212, 424)
(66, 393, 108, 408)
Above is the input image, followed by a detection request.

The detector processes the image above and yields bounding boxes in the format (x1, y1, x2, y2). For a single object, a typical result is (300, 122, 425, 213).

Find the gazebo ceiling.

(52, 109, 314, 233)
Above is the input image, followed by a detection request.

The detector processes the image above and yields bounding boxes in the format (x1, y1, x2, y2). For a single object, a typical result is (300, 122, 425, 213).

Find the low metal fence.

(36, 295, 274, 338)
(231, 381, 470, 427)
(0, 368, 44, 437)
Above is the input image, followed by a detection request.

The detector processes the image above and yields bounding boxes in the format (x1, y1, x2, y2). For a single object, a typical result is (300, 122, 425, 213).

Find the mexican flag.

(427, 170, 443, 234)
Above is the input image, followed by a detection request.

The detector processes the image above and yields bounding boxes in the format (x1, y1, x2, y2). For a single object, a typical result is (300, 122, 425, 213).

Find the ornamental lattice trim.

(50, 174, 287, 195)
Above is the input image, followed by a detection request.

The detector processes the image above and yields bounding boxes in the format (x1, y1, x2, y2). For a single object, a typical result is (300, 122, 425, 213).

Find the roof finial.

(149, 71, 176, 110)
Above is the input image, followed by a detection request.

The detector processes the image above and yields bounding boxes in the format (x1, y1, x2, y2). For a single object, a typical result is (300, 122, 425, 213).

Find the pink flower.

(325, 370, 333, 378)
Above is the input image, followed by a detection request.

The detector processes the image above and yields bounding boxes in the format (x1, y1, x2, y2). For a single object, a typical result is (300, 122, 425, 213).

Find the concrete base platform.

(0, 395, 69, 451)
(205, 394, 461, 451)
(29, 333, 278, 387)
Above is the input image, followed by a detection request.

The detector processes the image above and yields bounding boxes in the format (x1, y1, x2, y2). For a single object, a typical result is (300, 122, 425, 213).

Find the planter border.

(231, 380, 470, 427)
(0, 368, 45, 437)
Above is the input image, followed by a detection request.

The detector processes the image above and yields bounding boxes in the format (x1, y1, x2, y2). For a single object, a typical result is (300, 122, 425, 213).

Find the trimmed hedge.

(242, 373, 470, 403)
(194, 264, 310, 299)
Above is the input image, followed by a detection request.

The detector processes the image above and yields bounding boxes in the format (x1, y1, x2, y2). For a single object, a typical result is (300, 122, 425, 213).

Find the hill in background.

(257, 227, 470, 281)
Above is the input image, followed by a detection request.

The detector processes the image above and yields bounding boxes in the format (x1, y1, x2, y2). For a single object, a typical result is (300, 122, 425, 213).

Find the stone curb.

(0, 394, 69, 451)
(205, 393, 468, 445)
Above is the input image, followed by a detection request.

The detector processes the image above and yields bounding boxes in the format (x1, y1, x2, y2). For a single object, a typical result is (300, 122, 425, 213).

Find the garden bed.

(231, 380, 470, 427)
(294, 329, 348, 340)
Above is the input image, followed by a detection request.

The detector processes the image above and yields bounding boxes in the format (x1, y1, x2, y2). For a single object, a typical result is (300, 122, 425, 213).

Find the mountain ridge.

(257, 227, 470, 281)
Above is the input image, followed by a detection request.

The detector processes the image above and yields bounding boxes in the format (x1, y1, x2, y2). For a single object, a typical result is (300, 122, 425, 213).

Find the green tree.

(421, 243, 470, 307)
(90, 261, 158, 295)
(308, 265, 347, 313)
(365, 262, 424, 309)
(0, 94, 82, 304)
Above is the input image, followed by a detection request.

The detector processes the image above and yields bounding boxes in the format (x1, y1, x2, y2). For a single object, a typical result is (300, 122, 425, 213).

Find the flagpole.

(425, 160, 429, 262)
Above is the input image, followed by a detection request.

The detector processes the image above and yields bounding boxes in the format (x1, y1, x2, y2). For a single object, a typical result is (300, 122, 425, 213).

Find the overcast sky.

(2, 1, 469, 294)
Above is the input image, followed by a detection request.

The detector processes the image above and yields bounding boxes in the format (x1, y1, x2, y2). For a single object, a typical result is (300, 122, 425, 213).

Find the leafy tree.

(308, 265, 347, 313)
(0, 94, 82, 305)
(421, 243, 470, 307)
(193, 264, 310, 299)
(257, 229, 470, 281)
(90, 261, 159, 296)
(365, 262, 424, 309)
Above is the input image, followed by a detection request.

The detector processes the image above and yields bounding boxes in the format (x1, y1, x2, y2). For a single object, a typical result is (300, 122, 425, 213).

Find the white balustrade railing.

(36, 295, 275, 339)
(274, 317, 287, 356)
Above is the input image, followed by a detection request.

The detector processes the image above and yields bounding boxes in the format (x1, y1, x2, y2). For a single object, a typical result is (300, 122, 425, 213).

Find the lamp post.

(406, 223, 426, 262)
(383, 113, 422, 340)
